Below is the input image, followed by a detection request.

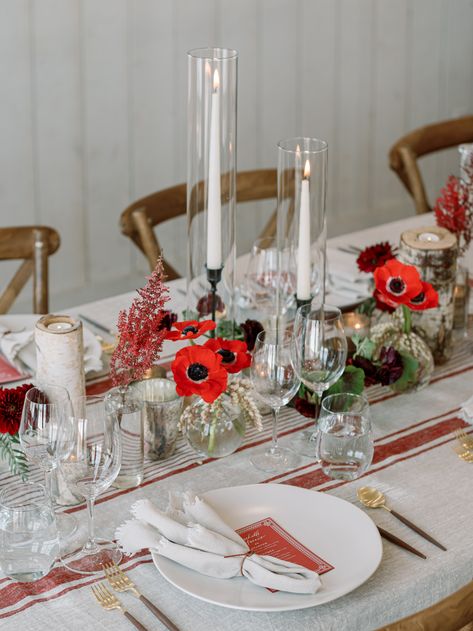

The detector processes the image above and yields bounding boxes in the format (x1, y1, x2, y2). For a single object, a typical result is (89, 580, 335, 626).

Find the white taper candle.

(206, 68, 222, 270)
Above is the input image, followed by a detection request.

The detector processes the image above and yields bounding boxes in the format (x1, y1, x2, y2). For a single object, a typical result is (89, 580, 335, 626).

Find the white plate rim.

(151, 483, 383, 612)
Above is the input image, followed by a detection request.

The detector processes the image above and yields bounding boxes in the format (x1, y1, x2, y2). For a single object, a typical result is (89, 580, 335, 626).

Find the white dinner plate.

(152, 483, 382, 612)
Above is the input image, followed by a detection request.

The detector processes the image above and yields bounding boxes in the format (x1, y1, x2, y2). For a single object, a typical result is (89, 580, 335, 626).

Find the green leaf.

(324, 365, 365, 398)
(181, 309, 199, 321)
(0, 434, 28, 481)
(216, 319, 243, 340)
(352, 334, 376, 360)
(357, 297, 376, 317)
(390, 352, 419, 392)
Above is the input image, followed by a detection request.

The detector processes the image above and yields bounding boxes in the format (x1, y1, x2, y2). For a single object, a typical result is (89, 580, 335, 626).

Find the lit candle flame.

(304, 159, 310, 179)
(213, 69, 220, 91)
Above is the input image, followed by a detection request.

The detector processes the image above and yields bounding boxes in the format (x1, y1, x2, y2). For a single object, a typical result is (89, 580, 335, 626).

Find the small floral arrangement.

(434, 165, 473, 256)
(0, 383, 32, 479)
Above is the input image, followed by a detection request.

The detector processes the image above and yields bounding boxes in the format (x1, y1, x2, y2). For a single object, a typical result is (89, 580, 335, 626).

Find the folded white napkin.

(460, 394, 473, 424)
(0, 314, 103, 375)
(116, 492, 321, 595)
(327, 248, 372, 299)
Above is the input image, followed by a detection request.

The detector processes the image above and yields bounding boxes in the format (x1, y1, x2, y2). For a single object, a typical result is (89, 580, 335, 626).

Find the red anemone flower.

(204, 338, 252, 374)
(165, 319, 216, 341)
(405, 282, 439, 311)
(171, 346, 228, 403)
(374, 259, 423, 307)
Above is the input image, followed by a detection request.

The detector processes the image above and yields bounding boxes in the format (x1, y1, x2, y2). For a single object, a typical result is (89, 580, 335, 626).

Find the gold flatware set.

(357, 486, 447, 558)
(92, 562, 179, 631)
(453, 428, 473, 462)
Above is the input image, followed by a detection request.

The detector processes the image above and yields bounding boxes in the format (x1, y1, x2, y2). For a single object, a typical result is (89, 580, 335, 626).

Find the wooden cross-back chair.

(0, 226, 60, 314)
(120, 168, 282, 280)
(389, 115, 473, 215)
(377, 580, 473, 631)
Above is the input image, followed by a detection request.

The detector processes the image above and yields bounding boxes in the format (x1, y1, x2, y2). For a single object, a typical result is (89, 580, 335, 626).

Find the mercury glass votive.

(342, 312, 370, 339)
(131, 378, 183, 461)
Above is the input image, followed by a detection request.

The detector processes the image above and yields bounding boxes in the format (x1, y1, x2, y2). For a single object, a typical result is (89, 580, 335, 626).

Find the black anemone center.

(411, 292, 425, 304)
(387, 277, 405, 295)
(187, 363, 209, 382)
(183, 325, 199, 335)
(217, 349, 236, 364)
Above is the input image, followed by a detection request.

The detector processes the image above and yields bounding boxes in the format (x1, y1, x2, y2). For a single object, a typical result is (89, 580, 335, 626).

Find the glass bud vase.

(183, 395, 244, 458)
(369, 307, 434, 393)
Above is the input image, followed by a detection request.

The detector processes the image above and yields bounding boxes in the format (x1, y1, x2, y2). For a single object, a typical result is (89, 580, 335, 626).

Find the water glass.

(0, 482, 59, 582)
(105, 387, 144, 488)
(316, 393, 373, 481)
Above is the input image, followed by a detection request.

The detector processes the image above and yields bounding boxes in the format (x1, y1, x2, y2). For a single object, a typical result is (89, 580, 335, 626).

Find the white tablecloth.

(0, 213, 472, 631)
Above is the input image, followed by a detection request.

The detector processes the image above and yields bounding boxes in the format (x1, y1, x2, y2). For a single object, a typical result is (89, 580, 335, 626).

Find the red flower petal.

(165, 320, 216, 341)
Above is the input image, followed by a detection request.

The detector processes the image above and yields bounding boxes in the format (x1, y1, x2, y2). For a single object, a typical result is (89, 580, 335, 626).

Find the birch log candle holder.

(35, 314, 86, 402)
(399, 226, 457, 364)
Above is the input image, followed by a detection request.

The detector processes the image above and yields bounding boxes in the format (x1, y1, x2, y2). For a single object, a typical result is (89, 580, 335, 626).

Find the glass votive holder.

(342, 312, 370, 339)
(0, 482, 59, 582)
(105, 387, 144, 489)
(131, 378, 183, 461)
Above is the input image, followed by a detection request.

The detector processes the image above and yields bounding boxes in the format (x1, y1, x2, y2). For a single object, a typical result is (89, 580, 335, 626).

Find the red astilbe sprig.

(110, 257, 170, 386)
(434, 158, 473, 256)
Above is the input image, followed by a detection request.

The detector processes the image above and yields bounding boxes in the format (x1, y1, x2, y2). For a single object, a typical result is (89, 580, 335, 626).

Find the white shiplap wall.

(1, 0, 472, 310)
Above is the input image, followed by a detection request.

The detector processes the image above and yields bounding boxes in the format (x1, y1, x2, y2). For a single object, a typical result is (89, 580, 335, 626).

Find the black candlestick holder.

(295, 295, 313, 310)
(206, 266, 223, 335)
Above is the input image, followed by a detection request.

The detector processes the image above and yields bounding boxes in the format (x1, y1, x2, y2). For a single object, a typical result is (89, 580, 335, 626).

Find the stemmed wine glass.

(290, 305, 348, 457)
(19, 384, 77, 540)
(250, 329, 301, 473)
(61, 395, 122, 574)
(240, 237, 296, 323)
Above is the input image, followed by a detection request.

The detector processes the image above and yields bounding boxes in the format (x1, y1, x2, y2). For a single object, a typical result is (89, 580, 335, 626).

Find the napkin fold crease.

(116, 493, 321, 595)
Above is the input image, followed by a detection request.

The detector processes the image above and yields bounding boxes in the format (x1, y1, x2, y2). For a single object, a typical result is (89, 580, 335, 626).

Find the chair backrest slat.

(120, 168, 279, 278)
(389, 115, 473, 214)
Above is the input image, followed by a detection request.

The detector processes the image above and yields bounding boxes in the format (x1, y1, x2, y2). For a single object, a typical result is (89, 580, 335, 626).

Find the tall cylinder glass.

(277, 137, 328, 317)
(187, 47, 238, 331)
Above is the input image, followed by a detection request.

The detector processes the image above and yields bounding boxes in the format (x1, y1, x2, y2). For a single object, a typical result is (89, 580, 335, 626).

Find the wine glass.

(61, 395, 122, 574)
(19, 384, 77, 540)
(240, 237, 296, 323)
(290, 305, 348, 457)
(316, 393, 373, 480)
(250, 329, 301, 473)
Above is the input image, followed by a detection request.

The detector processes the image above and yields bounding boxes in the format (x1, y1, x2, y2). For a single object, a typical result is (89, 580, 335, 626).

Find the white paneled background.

(1, 0, 472, 310)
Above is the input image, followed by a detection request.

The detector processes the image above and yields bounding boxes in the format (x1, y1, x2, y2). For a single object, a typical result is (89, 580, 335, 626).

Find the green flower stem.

(208, 413, 217, 454)
(402, 304, 412, 335)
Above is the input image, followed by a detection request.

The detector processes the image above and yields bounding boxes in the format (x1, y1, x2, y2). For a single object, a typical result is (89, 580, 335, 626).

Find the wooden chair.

(0, 226, 60, 314)
(389, 115, 473, 214)
(377, 580, 473, 631)
(120, 169, 279, 279)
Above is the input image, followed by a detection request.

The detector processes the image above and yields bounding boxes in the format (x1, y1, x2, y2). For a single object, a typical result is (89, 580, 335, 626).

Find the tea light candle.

(342, 312, 370, 339)
(47, 322, 74, 332)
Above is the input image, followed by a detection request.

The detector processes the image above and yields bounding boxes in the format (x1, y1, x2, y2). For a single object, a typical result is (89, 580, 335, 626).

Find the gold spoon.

(357, 486, 446, 551)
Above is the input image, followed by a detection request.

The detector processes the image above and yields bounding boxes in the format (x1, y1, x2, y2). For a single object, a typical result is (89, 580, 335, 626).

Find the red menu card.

(0, 356, 24, 385)
(237, 517, 334, 577)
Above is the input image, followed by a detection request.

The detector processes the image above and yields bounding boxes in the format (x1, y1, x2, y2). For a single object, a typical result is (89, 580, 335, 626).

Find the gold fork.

(455, 428, 473, 450)
(103, 562, 179, 631)
(453, 445, 473, 463)
(91, 582, 148, 630)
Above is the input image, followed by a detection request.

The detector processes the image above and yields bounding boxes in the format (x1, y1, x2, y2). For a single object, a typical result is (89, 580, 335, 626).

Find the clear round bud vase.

(186, 48, 238, 329)
(277, 138, 328, 318)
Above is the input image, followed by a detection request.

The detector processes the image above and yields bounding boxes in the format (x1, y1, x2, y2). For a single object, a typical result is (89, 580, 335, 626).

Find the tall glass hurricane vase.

(277, 138, 328, 315)
(187, 48, 238, 330)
